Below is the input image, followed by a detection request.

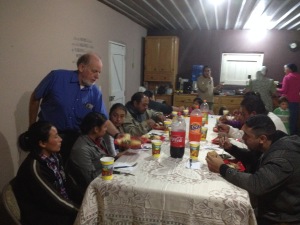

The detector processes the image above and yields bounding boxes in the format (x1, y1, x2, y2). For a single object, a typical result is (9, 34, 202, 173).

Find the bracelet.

(113, 133, 120, 139)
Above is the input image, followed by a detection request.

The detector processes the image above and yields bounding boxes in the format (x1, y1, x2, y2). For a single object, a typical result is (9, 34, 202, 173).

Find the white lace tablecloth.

(74, 116, 256, 225)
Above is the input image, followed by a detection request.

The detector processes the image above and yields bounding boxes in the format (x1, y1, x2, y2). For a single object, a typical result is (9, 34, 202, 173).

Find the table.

(74, 116, 257, 225)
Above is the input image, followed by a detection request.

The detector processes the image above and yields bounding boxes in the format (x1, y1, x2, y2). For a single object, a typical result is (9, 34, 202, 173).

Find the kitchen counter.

(173, 94, 243, 115)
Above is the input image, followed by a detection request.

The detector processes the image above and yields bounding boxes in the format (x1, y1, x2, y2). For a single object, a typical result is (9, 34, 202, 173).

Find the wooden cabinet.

(144, 36, 179, 105)
(173, 94, 198, 107)
(173, 94, 243, 114)
(144, 36, 179, 77)
(213, 96, 243, 115)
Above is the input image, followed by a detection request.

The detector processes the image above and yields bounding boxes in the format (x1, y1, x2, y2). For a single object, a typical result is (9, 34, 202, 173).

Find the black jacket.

(13, 153, 78, 225)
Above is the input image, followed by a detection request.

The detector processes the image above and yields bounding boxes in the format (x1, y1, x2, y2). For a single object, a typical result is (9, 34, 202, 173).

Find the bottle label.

(171, 131, 185, 147)
(202, 112, 208, 124)
(190, 122, 201, 134)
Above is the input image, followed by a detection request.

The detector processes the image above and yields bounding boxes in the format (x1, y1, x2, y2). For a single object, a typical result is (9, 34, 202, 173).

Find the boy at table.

(206, 115, 300, 225)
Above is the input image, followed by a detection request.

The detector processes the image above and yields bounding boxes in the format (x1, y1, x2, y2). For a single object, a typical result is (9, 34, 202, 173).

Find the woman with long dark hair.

(13, 121, 78, 225)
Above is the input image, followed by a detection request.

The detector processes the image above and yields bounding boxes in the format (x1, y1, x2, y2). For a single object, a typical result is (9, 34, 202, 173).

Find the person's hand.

(206, 153, 224, 173)
(178, 106, 185, 112)
(218, 133, 232, 150)
(147, 119, 157, 128)
(219, 115, 229, 123)
(217, 124, 230, 133)
(157, 114, 166, 122)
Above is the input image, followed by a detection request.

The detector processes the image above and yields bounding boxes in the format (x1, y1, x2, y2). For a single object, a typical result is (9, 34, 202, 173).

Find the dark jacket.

(13, 153, 78, 225)
(148, 100, 173, 115)
(220, 131, 300, 224)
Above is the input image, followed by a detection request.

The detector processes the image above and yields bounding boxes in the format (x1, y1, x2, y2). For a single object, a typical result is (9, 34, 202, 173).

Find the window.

(220, 53, 264, 85)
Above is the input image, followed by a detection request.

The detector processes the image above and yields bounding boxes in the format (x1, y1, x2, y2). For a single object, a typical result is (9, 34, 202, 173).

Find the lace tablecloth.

(74, 116, 256, 225)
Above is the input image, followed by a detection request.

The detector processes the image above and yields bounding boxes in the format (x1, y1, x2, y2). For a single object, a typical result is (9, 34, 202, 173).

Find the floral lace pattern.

(75, 147, 256, 225)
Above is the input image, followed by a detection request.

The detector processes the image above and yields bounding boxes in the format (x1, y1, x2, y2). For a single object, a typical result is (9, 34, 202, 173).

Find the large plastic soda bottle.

(189, 105, 202, 142)
(200, 100, 209, 125)
(170, 112, 186, 158)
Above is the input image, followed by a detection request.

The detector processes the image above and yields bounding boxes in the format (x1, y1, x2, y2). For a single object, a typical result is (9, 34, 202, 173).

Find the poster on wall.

(71, 37, 94, 64)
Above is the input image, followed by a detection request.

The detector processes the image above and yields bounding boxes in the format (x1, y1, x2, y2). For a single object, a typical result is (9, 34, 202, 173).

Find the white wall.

(0, 0, 146, 190)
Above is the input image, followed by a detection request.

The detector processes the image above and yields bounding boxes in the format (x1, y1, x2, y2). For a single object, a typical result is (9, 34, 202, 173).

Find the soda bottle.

(200, 100, 209, 125)
(189, 105, 202, 142)
(170, 112, 186, 158)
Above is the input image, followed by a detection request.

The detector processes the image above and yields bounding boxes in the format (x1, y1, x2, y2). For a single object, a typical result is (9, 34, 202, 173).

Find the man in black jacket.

(206, 115, 300, 225)
(144, 90, 184, 115)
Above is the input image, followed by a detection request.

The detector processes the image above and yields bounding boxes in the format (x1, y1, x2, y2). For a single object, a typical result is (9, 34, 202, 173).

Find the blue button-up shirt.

(35, 70, 107, 132)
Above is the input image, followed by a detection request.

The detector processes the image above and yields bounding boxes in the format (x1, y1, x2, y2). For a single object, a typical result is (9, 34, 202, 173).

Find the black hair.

(144, 90, 154, 98)
(109, 103, 127, 119)
(193, 97, 203, 105)
(278, 96, 289, 104)
(241, 92, 268, 115)
(218, 106, 228, 115)
(18, 121, 53, 154)
(202, 65, 211, 73)
(245, 115, 276, 139)
(286, 63, 298, 72)
(80, 112, 107, 135)
(131, 92, 147, 103)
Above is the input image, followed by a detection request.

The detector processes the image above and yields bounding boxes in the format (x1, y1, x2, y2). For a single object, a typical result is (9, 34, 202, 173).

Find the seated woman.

(13, 121, 78, 225)
(66, 112, 116, 203)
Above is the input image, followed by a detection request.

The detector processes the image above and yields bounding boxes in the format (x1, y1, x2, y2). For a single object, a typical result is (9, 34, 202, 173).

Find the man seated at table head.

(123, 92, 165, 136)
(218, 92, 287, 140)
(206, 114, 300, 225)
(143, 90, 185, 115)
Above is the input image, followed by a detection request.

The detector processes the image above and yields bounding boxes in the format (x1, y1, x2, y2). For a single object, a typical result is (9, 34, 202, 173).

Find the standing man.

(197, 66, 222, 110)
(206, 115, 300, 224)
(277, 63, 300, 135)
(29, 52, 120, 163)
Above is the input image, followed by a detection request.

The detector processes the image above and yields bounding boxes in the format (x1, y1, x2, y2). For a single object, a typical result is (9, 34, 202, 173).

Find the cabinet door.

(173, 95, 195, 107)
(158, 37, 177, 74)
(144, 38, 159, 74)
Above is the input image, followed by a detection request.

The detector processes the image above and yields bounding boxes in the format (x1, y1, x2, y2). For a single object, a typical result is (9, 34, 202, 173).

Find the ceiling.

(99, 0, 300, 31)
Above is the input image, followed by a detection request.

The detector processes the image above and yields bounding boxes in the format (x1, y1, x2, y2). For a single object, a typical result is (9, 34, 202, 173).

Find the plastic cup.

(151, 140, 162, 158)
(201, 127, 208, 141)
(183, 109, 189, 117)
(164, 120, 172, 137)
(189, 141, 200, 159)
(223, 110, 229, 115)
(100, 157, 115, 180)
(172, 111, 178, 118)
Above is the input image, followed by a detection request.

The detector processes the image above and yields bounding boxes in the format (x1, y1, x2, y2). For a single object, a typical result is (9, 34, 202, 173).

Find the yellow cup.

(201, 127, 208, 141)
(172, 111, 178, 118)
(189, 141, 200, 159)
(100, 157, 115, 180)
(183, 109, 189, 117)
(163, 120, 172, 136)
(151, 140, 162, 158)
(223, 110, 229, 115)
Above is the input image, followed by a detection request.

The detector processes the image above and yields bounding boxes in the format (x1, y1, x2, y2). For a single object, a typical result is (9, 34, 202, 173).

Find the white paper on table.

(185, 160, 202, 169)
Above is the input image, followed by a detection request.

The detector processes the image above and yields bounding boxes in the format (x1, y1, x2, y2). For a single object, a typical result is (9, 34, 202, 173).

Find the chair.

(1, 179, 22, 225)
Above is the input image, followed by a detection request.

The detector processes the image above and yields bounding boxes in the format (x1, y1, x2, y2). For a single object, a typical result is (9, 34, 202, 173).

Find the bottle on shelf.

(200, 100, 209, 125)
(170, 112, 186, 158)
(189, 105, 202, 142)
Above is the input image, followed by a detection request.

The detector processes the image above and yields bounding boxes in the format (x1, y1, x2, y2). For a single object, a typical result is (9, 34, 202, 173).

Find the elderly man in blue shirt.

(29, 53, 120, 164)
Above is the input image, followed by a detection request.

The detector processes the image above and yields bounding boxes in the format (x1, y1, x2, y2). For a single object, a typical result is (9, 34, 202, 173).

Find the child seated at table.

(273, 96, 290, 134)
(188, 97, 204, 113)
(218, 108, 243, 129)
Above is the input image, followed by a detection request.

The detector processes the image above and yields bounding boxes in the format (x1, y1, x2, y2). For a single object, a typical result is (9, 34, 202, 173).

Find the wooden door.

(158, 37, 175, 74)
(144, 38, 159, 74)
(108, 41, 126, 108)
